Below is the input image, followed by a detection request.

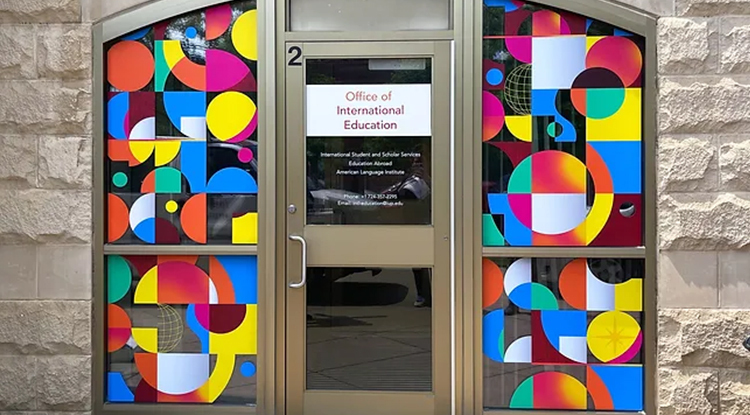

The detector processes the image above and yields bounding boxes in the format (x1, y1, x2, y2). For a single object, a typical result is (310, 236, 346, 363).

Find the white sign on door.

(306, 84, 432, 137)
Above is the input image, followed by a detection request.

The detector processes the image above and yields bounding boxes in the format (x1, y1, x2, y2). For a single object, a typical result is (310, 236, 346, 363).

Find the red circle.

(107, 41, 155, 91)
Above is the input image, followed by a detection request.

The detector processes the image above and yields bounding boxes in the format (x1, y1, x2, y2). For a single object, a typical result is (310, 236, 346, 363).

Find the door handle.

(288, 234, 307, 288)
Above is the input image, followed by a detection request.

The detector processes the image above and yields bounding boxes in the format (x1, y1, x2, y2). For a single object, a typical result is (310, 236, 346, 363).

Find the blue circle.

(185, 27, 197, 39)
(486, 68, 504, 86)
(240, 362, 256, 377)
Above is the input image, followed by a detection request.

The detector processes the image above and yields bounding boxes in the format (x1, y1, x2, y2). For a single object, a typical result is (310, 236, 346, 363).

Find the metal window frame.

(91, 0, 657, 414)
(91, 0, 277, 414)
(463, 1, 658, 415)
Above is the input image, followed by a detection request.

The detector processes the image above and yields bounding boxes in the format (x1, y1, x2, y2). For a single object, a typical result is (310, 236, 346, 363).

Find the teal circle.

(108, 255, 132, 303)
(546, 122, 561, 138)
(112, 172, 128, 188)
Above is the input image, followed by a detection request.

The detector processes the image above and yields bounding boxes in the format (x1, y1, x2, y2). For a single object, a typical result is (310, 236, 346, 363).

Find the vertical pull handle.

(288, 235, 307, 288)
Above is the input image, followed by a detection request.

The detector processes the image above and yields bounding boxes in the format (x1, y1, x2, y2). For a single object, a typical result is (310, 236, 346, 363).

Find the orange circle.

(107, 41, 155, 91)
(482, 258, 504, 308)
(108, 193, 129, 243)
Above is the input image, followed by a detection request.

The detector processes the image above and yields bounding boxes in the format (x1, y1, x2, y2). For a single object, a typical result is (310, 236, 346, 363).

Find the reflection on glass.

(307, 137, 431, 225)
(305, 59, 433, 225)
(306, 268, 432, 391)
(106, 255, 259, 404)
(482, 257, 645, 411)
(105, 0, 260, 246)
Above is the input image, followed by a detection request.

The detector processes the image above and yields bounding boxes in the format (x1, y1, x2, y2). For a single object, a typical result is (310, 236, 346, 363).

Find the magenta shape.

(226, 112, 258, 143)
(508, 193, 532, 229)
(157, 261, 210, 304)
(238, 148, 254, 163)
(506, 37, 532, 64)
(194, 304, 210, 330)
(206, 49, 251, 92)
(482, 91, 505, 141)
(610, 331, 643, 363)
(205, 4, 232, 40)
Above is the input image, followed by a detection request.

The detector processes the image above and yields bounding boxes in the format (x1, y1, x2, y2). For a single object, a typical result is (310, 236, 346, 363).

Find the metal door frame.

(281, 40, 453, 415)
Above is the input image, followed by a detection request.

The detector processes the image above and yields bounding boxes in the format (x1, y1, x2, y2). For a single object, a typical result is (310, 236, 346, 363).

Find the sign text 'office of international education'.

(306, 84, 432, 137)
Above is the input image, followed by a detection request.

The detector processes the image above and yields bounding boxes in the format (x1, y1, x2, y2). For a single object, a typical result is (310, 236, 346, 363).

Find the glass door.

(284, 42, 451, 415)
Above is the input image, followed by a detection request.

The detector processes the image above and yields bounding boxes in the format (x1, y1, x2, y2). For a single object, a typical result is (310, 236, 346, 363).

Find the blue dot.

(240, 361, 256, 377)
(185, 27, 197, 39)
(486, 68, 504, 86)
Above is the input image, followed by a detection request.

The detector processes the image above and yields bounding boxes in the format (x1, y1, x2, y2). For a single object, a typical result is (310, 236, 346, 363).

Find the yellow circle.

(165, 200, 179, 213)
(232, 10, 258, 61)
(587, 311, 641, 362)
(206, 92, 256, 141)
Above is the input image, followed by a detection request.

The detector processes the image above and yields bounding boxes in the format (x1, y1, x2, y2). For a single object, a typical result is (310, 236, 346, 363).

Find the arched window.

(480, 0, 647, 411)
(102, 1, 261, 405)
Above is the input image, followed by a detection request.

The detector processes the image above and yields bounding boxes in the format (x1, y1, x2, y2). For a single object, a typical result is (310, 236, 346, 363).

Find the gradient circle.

(586, 37, 643, 87)
(482, 91, 505, 142)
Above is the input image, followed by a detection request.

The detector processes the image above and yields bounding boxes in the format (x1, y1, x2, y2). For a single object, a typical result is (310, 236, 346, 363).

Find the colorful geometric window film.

(482, 257, 644, 411)
(107, 255, 258, 404)
(482, 0, 644, 247)
(106, 1, 260, 245)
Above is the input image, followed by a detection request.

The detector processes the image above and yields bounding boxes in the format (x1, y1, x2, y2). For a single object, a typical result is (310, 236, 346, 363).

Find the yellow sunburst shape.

(587, 310, 640, 362)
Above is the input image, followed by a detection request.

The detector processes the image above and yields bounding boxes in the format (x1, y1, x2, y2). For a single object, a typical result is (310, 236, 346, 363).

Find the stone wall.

(0, 1, 92, 414)
(657, 0, 750, 414)
(1, 0, 749, 414)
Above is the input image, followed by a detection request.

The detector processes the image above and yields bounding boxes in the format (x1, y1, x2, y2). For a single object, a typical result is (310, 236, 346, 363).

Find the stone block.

(677, 0, 750, 16)
(0, 0, 80, 23)
(659, 193, 750, 250)
(0, 301, 90, 355)
(0, 245, 37, 300)
(0, 25, 36, 79)
(719, 136, 750, 191)
(659, 309, 750, 369)
(719, 251, 750, 308)
(36, 356, 91, 411)
(659, 251, 717, 308)
(0, 80, 91, 136)
(659, 366, 719, 415)
(659, 136, 718, 192)
(720, 369, 750, 415)
(658, 18, 718, 74)
(37, 25, 91, 80)
(38, 245, 91, 300)
(0, 135, 38, 188)
(0, 190, 90, 244)
(719, 17, 750, 74)
(39, 137, 92, 189)
(0, 356, 37, 410)
(659, 77, 750, 134)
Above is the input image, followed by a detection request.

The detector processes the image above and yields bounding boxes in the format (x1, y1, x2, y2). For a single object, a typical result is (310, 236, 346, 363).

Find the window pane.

(105, 1, 260, 245)
(305, 59, 433, 225)
(106, 255, 259, 404)
(482, 257, 645, 411)
(307, 268, 432, 391)
(481, 1, 645, 247)
(289, 0, 450, 31)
